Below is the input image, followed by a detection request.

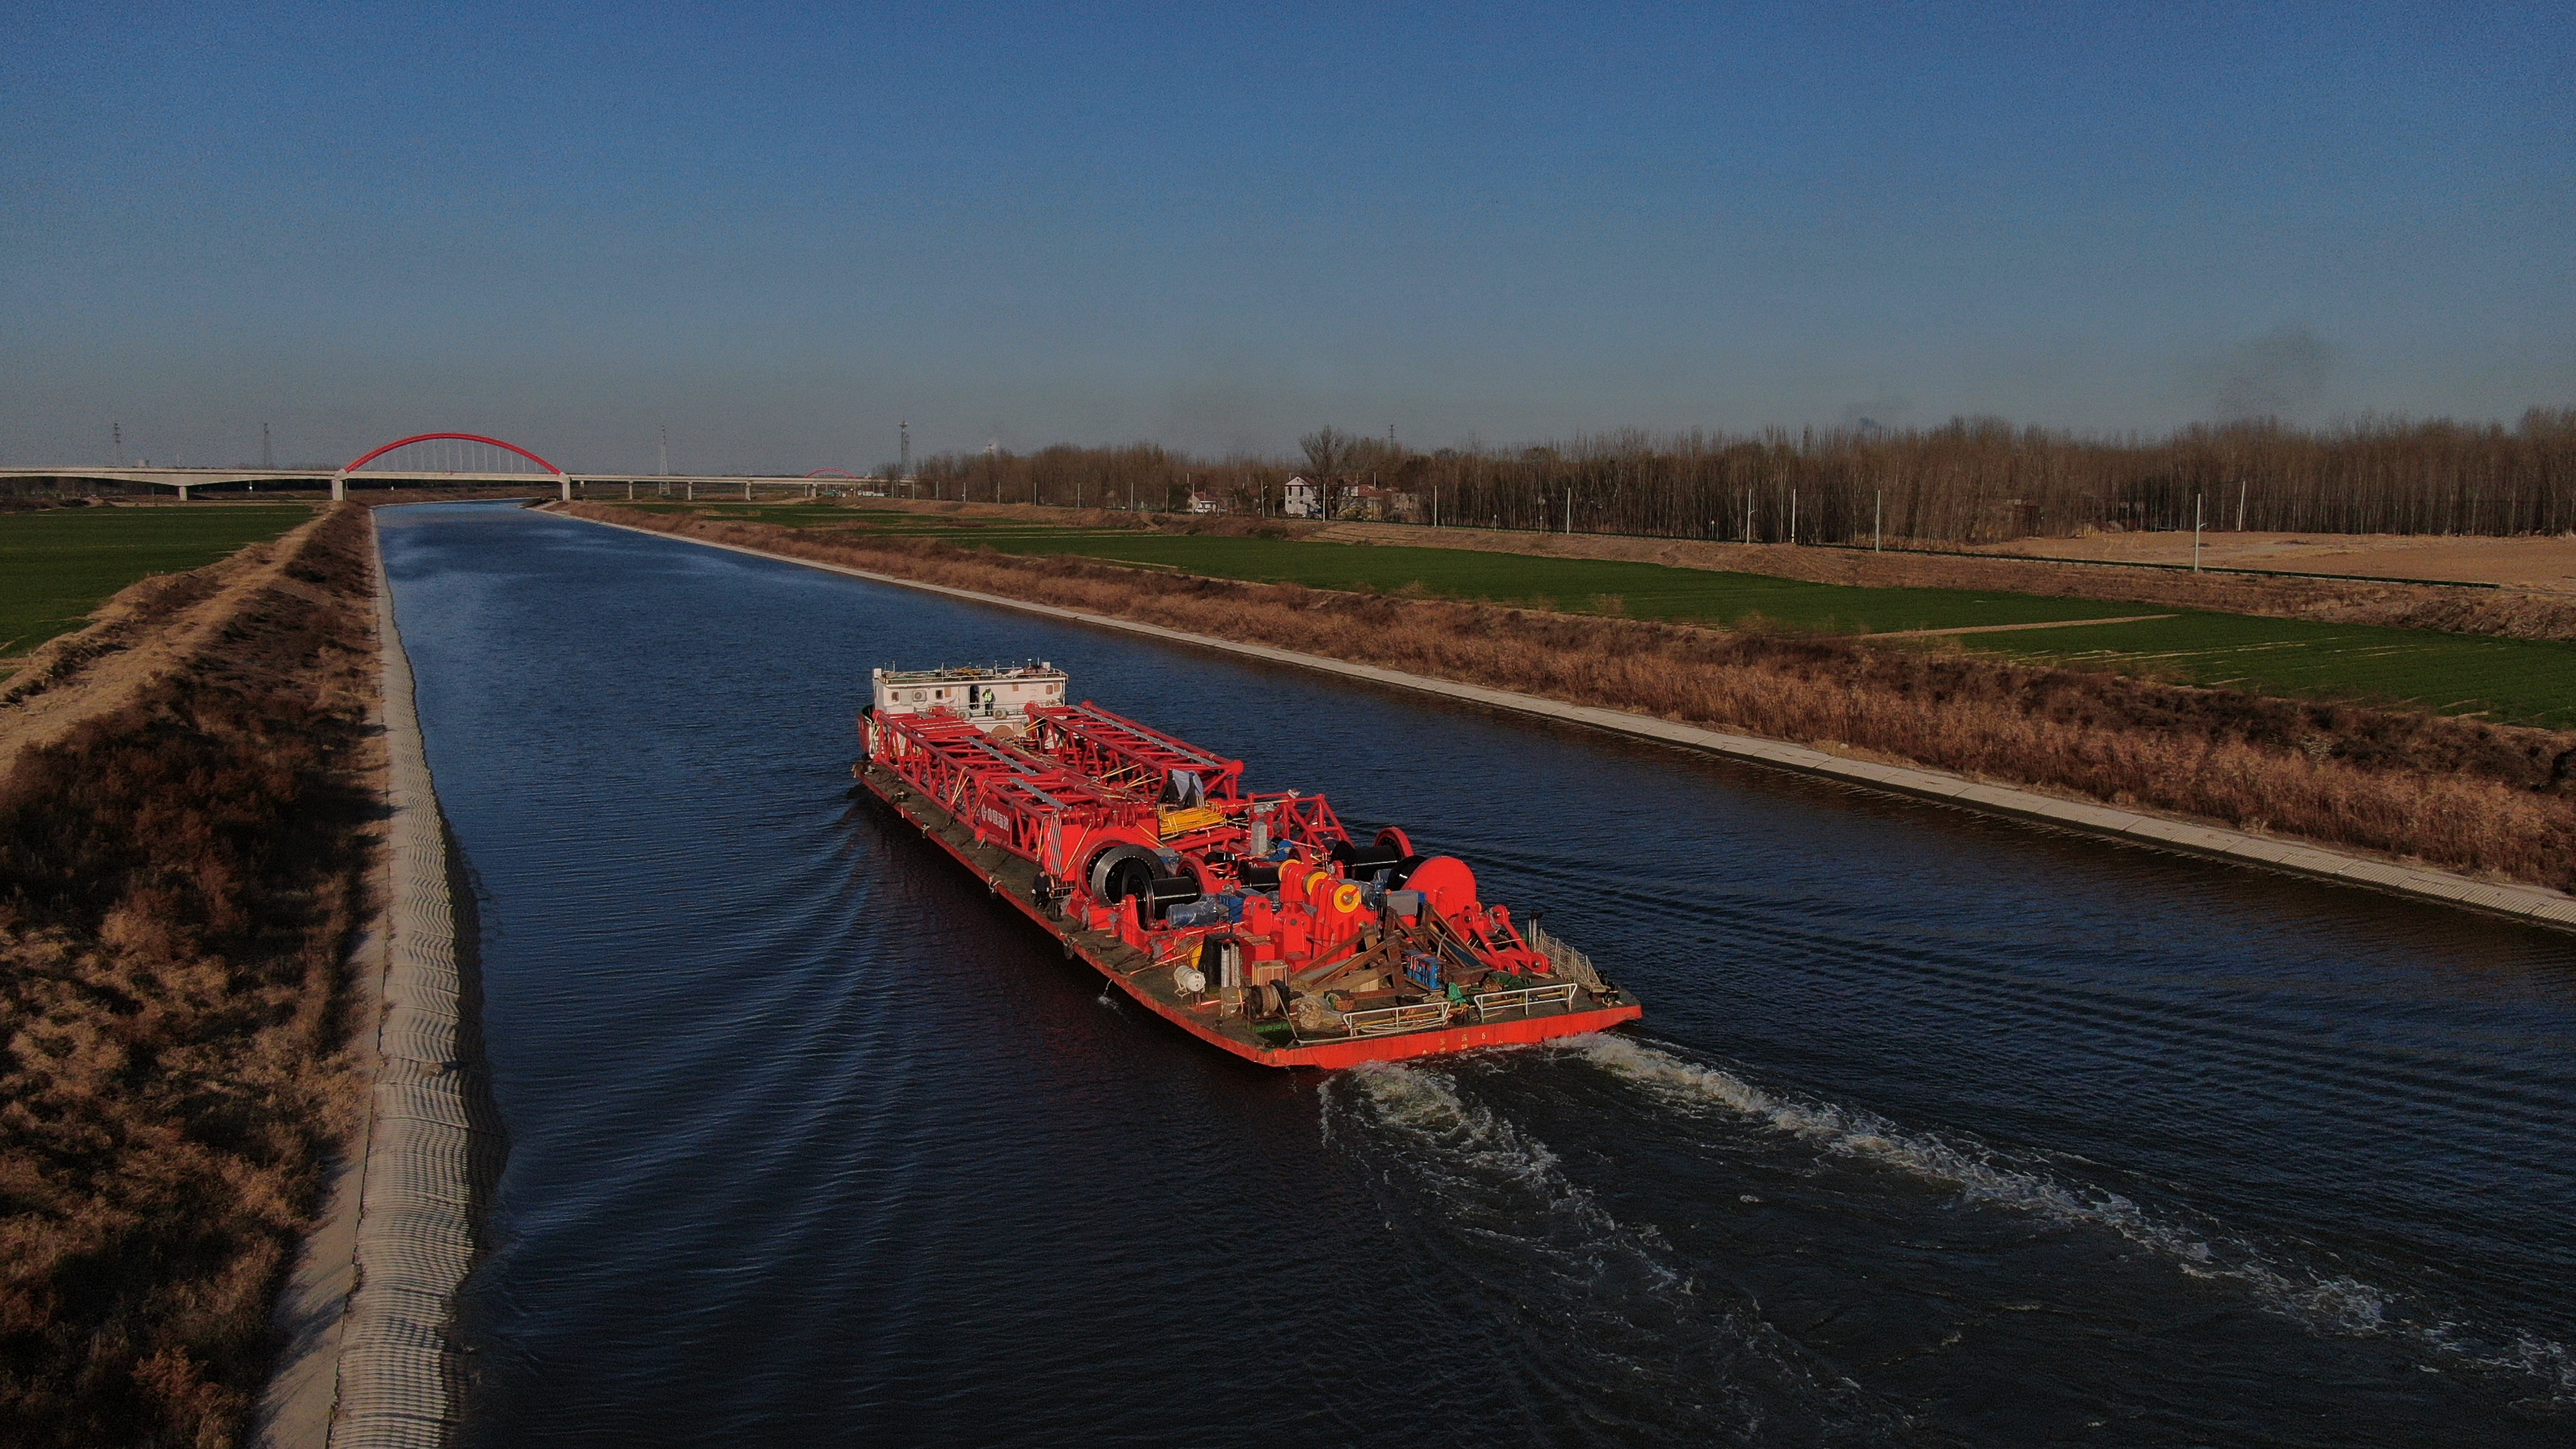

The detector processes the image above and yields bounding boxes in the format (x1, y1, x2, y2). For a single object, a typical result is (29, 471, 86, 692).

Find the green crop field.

(0, 504, 314, 662)
(971, 532, 2159, 632)
(1956, 614, 2576, 730)
(975, 533, 2576, 724)
(612, 502, 2576, 729)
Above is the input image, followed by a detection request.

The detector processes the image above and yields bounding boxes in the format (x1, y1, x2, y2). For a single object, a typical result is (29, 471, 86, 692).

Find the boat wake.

(1570, 1034, 2576, 1409)
(1323, 1061, 1911, 1446)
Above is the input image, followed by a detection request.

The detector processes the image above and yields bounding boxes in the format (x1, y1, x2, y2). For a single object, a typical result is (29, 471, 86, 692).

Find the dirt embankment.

(567, 502, 2576, 894)
(0, 510, 345, 766)
(1968, 528, 2576, 592)
(1308, 522, 2576, 643)
(0, 502, 379, 1448)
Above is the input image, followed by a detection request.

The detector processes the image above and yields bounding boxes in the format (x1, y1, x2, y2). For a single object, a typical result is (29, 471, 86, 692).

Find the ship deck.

(855, 761, 1642, 1068)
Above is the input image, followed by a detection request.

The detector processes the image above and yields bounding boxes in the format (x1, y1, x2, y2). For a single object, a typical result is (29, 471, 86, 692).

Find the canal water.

(379, 502, 2576, 1447)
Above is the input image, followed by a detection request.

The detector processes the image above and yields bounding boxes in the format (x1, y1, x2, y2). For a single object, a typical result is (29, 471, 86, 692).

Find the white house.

(1283, 475, 1321, 518)
(1186, 491, 1223, 514)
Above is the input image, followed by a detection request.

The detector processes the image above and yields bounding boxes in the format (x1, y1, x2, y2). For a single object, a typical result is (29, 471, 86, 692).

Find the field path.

(0, 507, 339, 777)
(1863, 612, 2175, 639)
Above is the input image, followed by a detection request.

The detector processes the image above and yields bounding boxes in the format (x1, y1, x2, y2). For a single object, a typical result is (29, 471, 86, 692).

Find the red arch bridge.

(331, 433, 570, 500)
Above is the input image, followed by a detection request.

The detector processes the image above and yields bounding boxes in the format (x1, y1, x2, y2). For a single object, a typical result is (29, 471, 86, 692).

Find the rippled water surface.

(379, 503, 2576, 1446)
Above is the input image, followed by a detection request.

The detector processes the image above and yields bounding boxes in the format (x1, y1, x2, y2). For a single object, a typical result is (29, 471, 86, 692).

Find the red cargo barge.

(855, 663, 1642, 1068)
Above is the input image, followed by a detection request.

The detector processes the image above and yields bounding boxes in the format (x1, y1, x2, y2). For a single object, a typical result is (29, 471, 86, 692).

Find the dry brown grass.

(575, 504, 2576, 892)
(0, 503, 376, 1448)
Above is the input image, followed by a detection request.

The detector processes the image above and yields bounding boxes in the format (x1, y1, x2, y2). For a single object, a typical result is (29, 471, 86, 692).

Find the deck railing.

(1524, 922, 1607, 992)
(1338, 1000, 1457, 1036)
(1333, 981, 1584, 1037)
(1468, 982, 1579, 1021)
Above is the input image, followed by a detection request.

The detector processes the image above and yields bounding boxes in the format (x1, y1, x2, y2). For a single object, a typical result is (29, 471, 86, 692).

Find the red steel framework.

(866, 708, 1149, 873)
(858, 689, 1642, 1066)
(1021, 703, 1247, 802)
(334, 432, 569, 500)
(339, 432, 565, 477)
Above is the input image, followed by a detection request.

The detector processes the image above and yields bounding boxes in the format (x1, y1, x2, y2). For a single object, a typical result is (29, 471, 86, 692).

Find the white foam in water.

(1331, 1061, 1634, 1269)
(1571, 1033, 2576, 1405)
(1324, 1060, 1914, 1443)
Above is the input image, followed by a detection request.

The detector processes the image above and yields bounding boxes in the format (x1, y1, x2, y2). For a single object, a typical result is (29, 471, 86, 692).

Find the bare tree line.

(894, 442, 1281, 516)
(899, 410, 2576, 542)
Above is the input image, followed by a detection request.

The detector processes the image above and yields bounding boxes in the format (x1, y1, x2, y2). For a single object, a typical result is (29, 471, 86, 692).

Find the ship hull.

(857, 763, 1643, 1068)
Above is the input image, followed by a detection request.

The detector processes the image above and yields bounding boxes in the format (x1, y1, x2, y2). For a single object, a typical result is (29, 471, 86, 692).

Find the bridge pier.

(175, 483, 190, 502)
(560, 477, 572, 502)
(330, 475, 346, 502)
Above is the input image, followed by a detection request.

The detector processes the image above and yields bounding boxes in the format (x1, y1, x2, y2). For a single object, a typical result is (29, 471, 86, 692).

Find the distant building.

(1283, 475, 1321, 518)
(1186, 491, 1224, 514)
(1337, 483, 1423, 522)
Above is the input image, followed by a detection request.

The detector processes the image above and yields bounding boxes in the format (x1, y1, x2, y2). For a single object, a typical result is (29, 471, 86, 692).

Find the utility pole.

(2236, 478, 2248, 533)
(2194, 492, 2204, 572)
(987, 437, 999, 503)
(898, 420, 911, 486)
(658, 425, 669, 477)
(1875, 489, 1882, 553)
(1790, 488, 1799, 544)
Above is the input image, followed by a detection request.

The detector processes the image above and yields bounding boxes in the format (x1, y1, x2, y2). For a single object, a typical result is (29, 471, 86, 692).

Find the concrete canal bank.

(564, 509, 2576, 936)
(262, 520, 499, 1448)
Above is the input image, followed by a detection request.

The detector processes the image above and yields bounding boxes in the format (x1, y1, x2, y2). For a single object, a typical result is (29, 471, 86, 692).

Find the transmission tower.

(261, 422, 274, 471)
(898, 419, 911, 480)
(112, 422, 124, 466)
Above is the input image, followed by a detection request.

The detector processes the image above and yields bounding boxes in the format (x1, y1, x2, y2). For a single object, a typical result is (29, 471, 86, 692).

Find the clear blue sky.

(2, 2, 2567, 472)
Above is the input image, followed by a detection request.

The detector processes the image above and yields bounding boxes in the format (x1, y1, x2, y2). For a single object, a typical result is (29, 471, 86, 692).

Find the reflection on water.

(379, 503, 2576, 1447)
